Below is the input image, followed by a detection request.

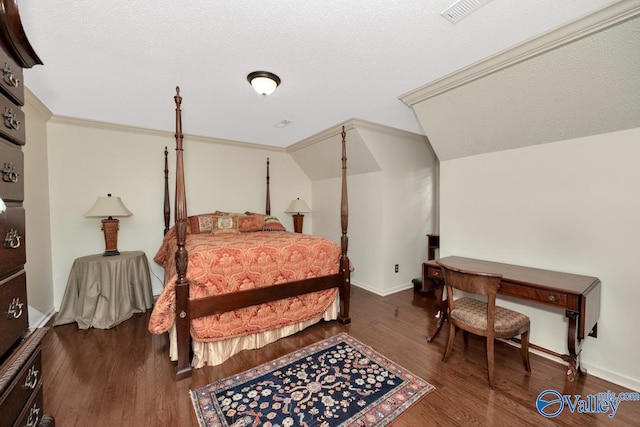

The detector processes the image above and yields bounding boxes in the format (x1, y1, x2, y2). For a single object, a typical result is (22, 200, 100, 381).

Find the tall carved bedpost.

(338, 126, 351, 324)
(173, 87, 191, 379)
(163, 146, 170, 235)
(266, 157, 271, 215)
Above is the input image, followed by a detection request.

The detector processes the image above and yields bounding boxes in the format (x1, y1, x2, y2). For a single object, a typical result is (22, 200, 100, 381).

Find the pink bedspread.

(148, 229, 340, 342)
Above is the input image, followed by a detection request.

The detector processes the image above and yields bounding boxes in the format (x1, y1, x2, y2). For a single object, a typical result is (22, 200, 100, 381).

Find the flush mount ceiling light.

(247, 71, 281, 96)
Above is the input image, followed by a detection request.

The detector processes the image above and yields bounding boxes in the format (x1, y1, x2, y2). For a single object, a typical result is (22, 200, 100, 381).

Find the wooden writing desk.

(424, 256, 601, 395)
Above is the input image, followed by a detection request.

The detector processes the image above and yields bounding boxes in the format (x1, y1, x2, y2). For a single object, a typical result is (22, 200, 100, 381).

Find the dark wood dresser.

(0, 1, 54, 425)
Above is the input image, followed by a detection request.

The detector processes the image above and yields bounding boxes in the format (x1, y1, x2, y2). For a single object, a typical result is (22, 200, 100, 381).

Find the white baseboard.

(351, 281, 413, 296)
(28, 305, 56, 329)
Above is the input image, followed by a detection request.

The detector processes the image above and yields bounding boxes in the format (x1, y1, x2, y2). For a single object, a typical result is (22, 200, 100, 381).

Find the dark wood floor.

(42, 286, 638, 426)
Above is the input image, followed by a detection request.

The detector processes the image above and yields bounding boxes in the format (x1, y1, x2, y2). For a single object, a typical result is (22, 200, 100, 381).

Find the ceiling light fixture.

(247, 71, 281, 96)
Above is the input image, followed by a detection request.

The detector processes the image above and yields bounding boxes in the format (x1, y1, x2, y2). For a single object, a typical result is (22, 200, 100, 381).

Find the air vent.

(441, 0, 493, 24)
(274, 119, 292, 128)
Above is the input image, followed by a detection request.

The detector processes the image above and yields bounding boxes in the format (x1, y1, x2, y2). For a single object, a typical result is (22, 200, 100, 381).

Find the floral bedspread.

(148, 229, 340, 342)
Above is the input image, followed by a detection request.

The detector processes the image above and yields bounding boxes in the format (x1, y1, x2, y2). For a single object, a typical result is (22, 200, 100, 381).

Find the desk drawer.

(427, 266, 443, 280)
(0, 349, 41, 427)
(0, 207, 25, 275)
(0, 272, 28, 357)
(0, 95, 24, 146)
(0, 139, 23, 202)
(499, 281, 568, 308)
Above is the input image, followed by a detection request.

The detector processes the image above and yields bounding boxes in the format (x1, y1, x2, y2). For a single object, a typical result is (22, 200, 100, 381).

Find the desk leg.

(563, 310, 584, 395)
(427, 282, 447, 342)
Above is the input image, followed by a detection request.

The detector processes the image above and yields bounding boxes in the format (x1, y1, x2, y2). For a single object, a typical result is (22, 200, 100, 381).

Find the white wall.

(46, 118, 310, 306)
(359, 126, 438, 294)
(305, 122, 438, 295)
(439, 127, 640, 391)
(23, 90, 54, 325)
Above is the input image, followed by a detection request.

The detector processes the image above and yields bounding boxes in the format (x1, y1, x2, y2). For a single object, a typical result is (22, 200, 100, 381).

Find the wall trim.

(287, 117, 427, 153)
(351, 281, 414, 297)
(399, 0, 640, 106)
(48, 114, 285, 152)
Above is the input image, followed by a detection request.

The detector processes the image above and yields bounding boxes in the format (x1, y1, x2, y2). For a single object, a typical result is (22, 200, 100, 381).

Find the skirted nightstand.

(55, 251, 154, 329)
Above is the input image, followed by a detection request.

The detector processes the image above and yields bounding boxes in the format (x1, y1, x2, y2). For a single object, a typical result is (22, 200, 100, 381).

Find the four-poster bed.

(149, 87, 352, 379)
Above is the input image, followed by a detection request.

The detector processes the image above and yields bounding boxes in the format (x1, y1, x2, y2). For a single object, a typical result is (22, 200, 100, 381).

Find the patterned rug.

(190, 333, 435, 426)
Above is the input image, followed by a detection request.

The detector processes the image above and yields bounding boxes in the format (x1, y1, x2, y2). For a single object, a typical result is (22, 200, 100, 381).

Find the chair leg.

(520, 329, 531, 372)
(442, 323, 457, 362)
(463, 331, 469, 346)
(486, 337, 495, 388)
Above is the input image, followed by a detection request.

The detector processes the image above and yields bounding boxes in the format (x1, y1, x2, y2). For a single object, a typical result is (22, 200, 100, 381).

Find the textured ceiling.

(17, 0, 615, 148)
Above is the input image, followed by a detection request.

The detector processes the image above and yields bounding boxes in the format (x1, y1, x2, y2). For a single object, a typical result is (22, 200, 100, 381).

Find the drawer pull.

(3, 106, 20, 130)
(23, 365, 40, 390)
(2, 161, 19, 182)
(7, 297, 24, 319)
(2, 63, 20, 87)
(548, 295, 556, 302)
(25, 403, 41, 427)
(4, 228, 21, 248)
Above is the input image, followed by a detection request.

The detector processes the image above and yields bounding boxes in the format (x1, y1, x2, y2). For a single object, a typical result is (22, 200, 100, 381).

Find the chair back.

(436, 261, 502, 297)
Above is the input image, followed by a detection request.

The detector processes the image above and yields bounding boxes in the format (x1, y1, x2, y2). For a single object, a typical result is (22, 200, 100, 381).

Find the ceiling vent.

(441, 0, 493, 24)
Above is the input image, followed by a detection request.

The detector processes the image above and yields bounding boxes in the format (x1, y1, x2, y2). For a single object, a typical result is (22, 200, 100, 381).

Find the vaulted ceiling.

(18, 0, 617, 150)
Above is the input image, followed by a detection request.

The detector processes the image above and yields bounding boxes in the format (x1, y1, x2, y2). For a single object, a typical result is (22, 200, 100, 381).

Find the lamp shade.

(285, 198, 311, 215)
(0, 196, 5, 213)
(85, 194, 133, 219)
(247, 71, 281, 96)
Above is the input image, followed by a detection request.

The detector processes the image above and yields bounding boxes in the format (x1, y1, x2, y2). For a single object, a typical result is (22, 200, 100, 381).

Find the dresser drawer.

(0, 272, 28, 357)
(0, 349, 41, 427)
(12, 385, 43, 427)
(0, 46, 24, 106)
(0, 138, 23, 202)
(499, 281, 568, 309)
(0, 207, 25, 275)
(0, 95, 24, 146)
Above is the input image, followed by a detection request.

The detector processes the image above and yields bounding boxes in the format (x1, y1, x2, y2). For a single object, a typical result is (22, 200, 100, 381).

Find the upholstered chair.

(437, 261, 531, 388)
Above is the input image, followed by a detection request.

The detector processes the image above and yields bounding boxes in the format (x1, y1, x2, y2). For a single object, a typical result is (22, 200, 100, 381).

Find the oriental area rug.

(190, 333, 435, 427)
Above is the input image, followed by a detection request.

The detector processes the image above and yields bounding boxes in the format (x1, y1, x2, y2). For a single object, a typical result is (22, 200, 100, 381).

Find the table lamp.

(285, 198, 311, 233)
(85, 193, 133, 256)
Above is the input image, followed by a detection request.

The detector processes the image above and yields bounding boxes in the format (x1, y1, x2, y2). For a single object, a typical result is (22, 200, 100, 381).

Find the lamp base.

(292, 214, 304, 233)
(101, 218, 120, 256)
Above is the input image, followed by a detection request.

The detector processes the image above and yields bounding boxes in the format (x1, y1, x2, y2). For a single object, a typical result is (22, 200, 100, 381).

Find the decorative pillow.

(212, 214, 240, 234)
(188, 214, 215, 234)
(238, 214, 265, 232)
(263, 215, 287, 231)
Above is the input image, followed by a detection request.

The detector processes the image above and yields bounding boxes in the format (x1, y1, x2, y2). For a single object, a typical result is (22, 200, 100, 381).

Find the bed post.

(173, 87, 192, 379)
(265, 157, 271, 215)
(163, 146, 170, 235)
(338, 126, 351, 324)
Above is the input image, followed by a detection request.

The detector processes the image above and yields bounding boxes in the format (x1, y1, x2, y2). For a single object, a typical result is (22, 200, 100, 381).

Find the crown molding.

(399, 0, 640, 106)
(48, 115, 285, 152)
(287, 117, 426, 153)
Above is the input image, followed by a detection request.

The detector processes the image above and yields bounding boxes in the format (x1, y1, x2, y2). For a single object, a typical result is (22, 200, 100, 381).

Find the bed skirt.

(167, 297, 340, 368)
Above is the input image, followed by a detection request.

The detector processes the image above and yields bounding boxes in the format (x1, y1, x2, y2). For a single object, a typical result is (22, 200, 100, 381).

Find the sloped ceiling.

(16, 0, 617, 148)
(288, 119, 381, 181)
(402, 2, 640, 161)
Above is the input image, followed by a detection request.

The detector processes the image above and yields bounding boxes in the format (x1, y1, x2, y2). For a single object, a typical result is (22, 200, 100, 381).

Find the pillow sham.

(237, 214, 265, 232)
(212, 214, 240, 234)
(188, 214, 215, 234)
(263, 215, 287, 231)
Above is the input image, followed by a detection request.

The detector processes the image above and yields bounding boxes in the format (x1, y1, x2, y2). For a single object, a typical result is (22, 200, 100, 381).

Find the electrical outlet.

(394, 264, 399, 273)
